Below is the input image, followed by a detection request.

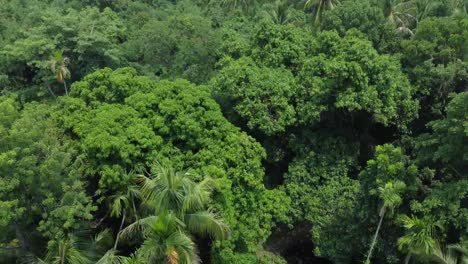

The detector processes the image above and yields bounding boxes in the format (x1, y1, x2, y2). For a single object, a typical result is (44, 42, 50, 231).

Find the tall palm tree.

(108, 171, 141, 251)
(264, 0, 292, 25)
(38, 233, 92, 264)
(220, 0, 254, 13)
(384, 0, 412, 34)
(304, 0, 341, 24)
(49, 50, 71, 96)
(121, 164, 230, 264)
(365, 180, 406, 263)
(397, 215, 442, 263)
(38, 229, 128, 264)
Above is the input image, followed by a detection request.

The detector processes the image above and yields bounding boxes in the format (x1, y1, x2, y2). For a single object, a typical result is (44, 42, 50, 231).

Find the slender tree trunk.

(47, 84, 57, 101)
(113, 214, 126, 251)
(366, 206, 386, 263)
(132, 200, 139, 221)
(13, 220, 27, 252)
(63, 80, 69, 96)
(60, 240, 67, 264)
(404, 253, 412, 264)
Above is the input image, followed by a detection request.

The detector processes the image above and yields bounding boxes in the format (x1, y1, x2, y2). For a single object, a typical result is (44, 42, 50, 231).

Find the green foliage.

(1, 1, 467, 263)
(123, 2, 220, 84)
(416, 92, 468, 170)
(296, 30, 418, 128)
(212, 57, 297, 135)
(58, 68, 290, 257)
(397, 215, 442, 256)
(401, 16, 468, 121)
(121, 164, 230, 263)
(0, 6, 124, 97)
(320, 0, 400, 52)
(250, 20, 312, 69)
(355, 144, 421, 264)
(0, 96, 95, 258)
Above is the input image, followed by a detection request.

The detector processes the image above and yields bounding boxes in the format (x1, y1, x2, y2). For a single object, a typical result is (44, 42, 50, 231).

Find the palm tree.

(450, 0, 467, 15)
(38, 233, 92, 264)
(108, 171, 141, 251)
(121, 164, 230, 264)
(122, 213, 199, 264)
(220, 0, 253, 13)
(397, 215, 442, 263)
(95, 249, 129, 264)
(263, 0, 292, 25)
(407, 243, 468, 264)
(365, 180, 406, 263)
(38, 229, 128, 264)
(383, 0, 416, 35)
(49, 50, 71, 96)
(304, 0, 341, 24)
(429, 244, 468, 264)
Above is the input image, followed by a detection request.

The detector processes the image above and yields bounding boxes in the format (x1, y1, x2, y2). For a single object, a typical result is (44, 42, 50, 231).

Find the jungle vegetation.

(0, 0, 467, 263)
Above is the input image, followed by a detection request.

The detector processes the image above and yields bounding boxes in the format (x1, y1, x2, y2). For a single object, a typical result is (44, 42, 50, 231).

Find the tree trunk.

(60, 240, 67, 264)
(366, 206, 386, 263)
(13, 220, 27, 252)
(404, 253, 412, 264)
(63, 80, 69, 96)
(113, 214, 126, 251)
(47, 84, 57, 100)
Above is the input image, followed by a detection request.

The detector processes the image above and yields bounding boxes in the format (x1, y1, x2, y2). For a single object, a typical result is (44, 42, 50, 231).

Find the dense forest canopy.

(0, 0, 467, 263)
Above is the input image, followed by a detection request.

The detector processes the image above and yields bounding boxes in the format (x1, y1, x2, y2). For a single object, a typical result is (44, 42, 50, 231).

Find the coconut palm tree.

(121, 164, 230, 264)
(48, 50, 71, 96)
(263, 0, 292, 25)
(304, 0, 341, 24)
(365, 180, 406, 263)
(220, 0, 254, 13)
(383, 0, 416, 35)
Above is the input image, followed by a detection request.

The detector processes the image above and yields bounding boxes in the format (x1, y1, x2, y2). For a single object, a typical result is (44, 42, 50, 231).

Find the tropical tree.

(122, 212, 199, 264)
(428, 244, 468, 264)
(48, 51, 71, 96)
(304, 0, 341, 24)
(120, 164, 230, 264)
(365, 180, 407, 263)
(263, 0, 292, 25)
(220, 0, 254, 13)
(38, 232, 92, 264)
(404, 243, 468, 264)
(397, 215, 442, 263)
(107, 171, 141, 251)
(383, 0, 416, 35)
(38, 229, 130, 264)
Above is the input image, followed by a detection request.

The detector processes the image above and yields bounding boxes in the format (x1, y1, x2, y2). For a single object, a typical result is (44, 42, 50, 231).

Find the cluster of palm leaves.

(398, 215, 468, 264)
(292, 0, 467, 30)
(365, 181, 406, 263)
(121, 165, 230, 264)
(37, 165, 230, 264)
(303, 0, 340, 24)
(48, 50, 71, 96)
(382, 0, 466, 35)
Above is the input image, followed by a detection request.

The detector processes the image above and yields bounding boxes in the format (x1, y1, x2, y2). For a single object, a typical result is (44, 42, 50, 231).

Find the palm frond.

(185, 210, 231, 240)
(120, 216, 156, 240)
(96, 249, 127, 264)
